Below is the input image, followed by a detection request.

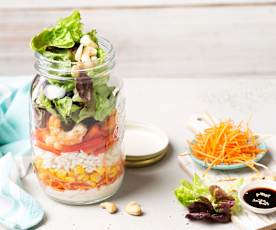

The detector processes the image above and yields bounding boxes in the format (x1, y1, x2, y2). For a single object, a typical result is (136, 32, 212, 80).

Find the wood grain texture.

(1, 6, 276, 77)
(2, 0, 276, 9)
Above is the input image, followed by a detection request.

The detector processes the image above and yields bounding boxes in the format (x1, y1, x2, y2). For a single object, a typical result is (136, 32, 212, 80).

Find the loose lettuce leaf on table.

(185, 186, 234, 223)
(226, 178, 244, 214)
(175, 174, 209, 206)
(175, 174, 243, 223)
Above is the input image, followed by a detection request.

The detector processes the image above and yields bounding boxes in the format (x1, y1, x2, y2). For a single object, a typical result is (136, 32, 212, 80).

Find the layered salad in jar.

(30, 11, 124, 204)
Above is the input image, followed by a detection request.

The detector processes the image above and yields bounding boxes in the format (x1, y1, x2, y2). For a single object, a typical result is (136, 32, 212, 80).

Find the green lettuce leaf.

(36, 93, 56, 115)
(94, 92, 115, 121)
(48, 78, 75, 92)
(73, 101, 96, 123)
(93, 75, 116, 121)
(58, 10, 82, 42)
(227, 178, 244, 214)
(53, 96, 80, 122)
(87, 29, 99, 44)
(31, 10, 82, 52)
(42, 48, 74, 61)
(175, 174, 209, 206)
(87, 29, 106, 63)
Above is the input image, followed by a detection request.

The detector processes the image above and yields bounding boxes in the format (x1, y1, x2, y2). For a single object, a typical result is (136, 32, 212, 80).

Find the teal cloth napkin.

(0, 84, 30, 155)
(0, 81, 44, 229)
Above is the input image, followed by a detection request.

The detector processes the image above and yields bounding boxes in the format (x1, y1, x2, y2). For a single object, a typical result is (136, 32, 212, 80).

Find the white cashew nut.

(83, 46, 97, 57)
(99, 202, 118, 214)
(125, 201, 143, 216)
(75, 44, 84, 62)
(80, 35, 98, 48)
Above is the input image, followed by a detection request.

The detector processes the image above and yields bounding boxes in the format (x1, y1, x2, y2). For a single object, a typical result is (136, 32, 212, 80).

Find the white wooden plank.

(1, 7, 276, 77)
(1, 0, 276, 9)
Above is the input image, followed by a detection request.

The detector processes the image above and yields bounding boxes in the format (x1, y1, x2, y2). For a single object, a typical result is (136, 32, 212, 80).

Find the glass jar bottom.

(42, 174, 124, 205)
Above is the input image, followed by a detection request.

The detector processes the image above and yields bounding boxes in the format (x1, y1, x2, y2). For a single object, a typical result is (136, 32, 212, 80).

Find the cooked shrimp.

(48, 115, 88, 145)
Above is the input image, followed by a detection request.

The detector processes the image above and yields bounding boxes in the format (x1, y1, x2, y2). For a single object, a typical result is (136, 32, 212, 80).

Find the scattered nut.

(99, 202, 118, 214)
(75, 44, 84, 62)
(125, 201, 142, 216)
(80, 35, 98, 48)
(71, 64, 80, 77)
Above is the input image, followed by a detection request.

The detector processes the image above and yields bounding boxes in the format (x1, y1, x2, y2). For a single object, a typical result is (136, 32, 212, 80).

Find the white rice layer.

(34, 143, 123, 173)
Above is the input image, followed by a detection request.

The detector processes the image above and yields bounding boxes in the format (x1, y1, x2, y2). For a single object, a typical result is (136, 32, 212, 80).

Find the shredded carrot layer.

(190, 119, 266, 174)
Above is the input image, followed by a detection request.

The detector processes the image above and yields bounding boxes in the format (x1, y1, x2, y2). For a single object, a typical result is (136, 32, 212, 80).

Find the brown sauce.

(243, 187, 276, 209)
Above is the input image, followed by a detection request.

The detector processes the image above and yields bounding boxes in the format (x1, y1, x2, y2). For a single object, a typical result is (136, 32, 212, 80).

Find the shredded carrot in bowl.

(189, 119, 267, 173)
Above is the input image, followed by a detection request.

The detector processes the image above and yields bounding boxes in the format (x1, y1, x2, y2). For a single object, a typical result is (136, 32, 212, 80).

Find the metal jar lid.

(123, 121, 169, 168)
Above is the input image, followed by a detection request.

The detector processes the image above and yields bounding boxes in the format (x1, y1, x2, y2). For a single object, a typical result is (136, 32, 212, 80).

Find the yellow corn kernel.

(48, 168, 56, 175)
(39, 168, 47, 175)
(96, 167, 105, 175)
(77, 174, 89, 181)
(90, 172, 101, 183)
(74, 165, 85, 175)
(105, 166, 111, 173)
(56, 170, 67, 180)
(68, 170, 74, 177)
(109, 167, 117, 177)
(90, 182, 96, 188)
(82, 175, 90, 182)
(64, 177, 75, 182)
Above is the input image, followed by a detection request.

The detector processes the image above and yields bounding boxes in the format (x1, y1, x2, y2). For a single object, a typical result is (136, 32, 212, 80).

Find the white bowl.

(238, 180, 276, 214)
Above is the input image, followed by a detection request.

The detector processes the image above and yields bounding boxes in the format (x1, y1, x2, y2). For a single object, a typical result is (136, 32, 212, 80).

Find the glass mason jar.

(30, 37, 125, 205)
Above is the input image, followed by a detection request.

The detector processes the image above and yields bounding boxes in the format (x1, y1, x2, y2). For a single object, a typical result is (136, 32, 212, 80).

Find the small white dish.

(123, 120, 169, 160)
(238, 180, 276, 214)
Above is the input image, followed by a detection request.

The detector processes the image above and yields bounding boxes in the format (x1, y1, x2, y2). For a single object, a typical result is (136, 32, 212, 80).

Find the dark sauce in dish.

(243, 188, 276, 209)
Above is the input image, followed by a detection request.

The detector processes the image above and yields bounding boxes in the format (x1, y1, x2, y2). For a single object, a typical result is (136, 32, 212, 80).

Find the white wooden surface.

(178, 117, 276, 229)
(2, 0, 276, 8)
(1, 1, 276, 77)
(2, 76, 276, 230)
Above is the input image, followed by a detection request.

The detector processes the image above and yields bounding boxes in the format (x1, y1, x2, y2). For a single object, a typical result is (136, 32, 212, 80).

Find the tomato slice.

(61, 137, 106, 153)
(84, 124, 109, 141)
(35, 140, 61, 155)
(93, 146, 107, 155)
(84, 124, 103, 141)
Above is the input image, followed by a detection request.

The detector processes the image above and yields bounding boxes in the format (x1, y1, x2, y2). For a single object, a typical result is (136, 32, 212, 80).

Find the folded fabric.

(0, 154, 44, 230)
(0, 81, 44, 229)
(0, 84, 30, 147)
